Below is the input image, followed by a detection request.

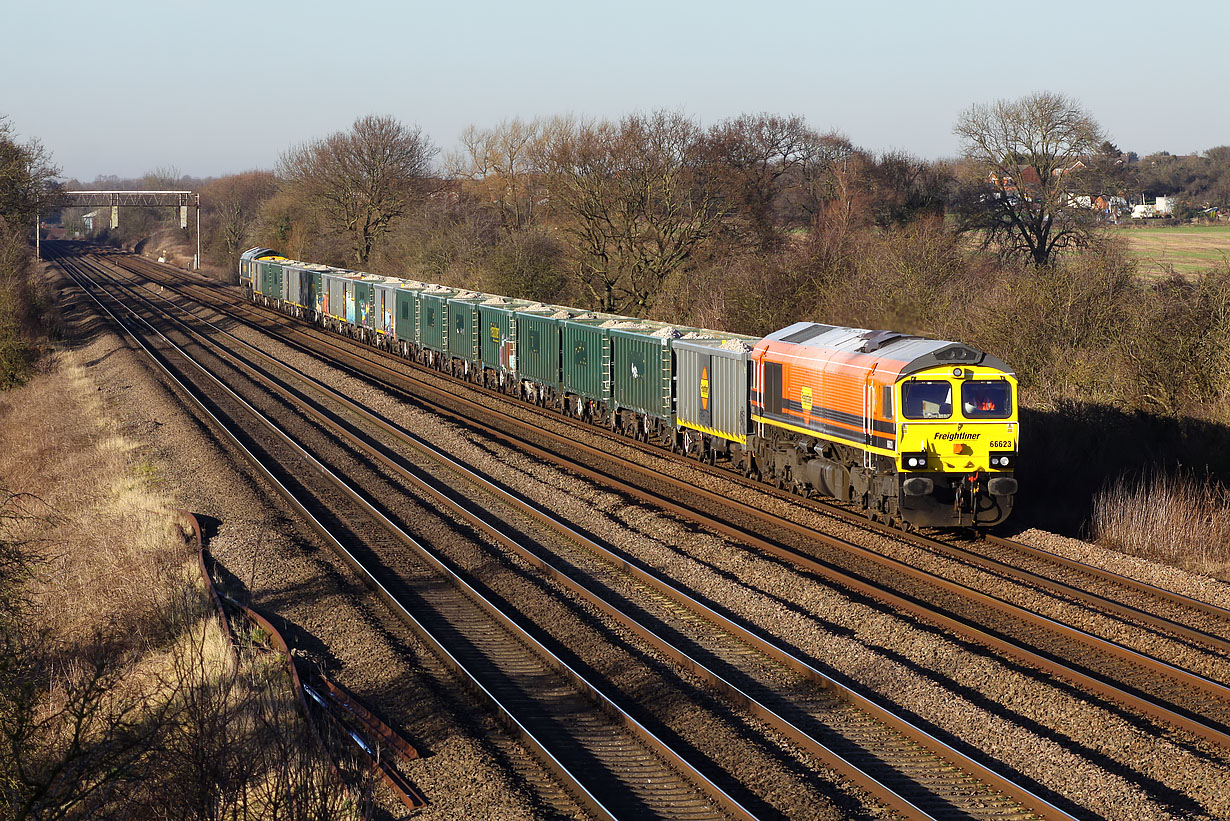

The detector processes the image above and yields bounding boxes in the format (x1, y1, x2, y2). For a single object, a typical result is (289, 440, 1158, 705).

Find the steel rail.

(56, 250, 750, 821)
(190, 507, 427, 809)
(730, 465, 1230, 654)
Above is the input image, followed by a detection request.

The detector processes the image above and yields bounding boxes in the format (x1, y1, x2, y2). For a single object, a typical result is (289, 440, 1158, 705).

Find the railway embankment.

(1017, 402, 1230, 579)
(0, 265, 363, 817)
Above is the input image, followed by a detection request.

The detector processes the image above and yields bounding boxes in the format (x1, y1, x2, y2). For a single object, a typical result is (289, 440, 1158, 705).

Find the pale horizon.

(5, 0, 1227, 181)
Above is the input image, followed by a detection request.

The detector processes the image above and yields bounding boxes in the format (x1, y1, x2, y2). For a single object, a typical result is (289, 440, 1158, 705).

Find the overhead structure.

(56, 190, 202, 269)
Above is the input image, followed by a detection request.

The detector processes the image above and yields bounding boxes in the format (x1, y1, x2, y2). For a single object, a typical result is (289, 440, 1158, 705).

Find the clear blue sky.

(4, 0, 1227, 181)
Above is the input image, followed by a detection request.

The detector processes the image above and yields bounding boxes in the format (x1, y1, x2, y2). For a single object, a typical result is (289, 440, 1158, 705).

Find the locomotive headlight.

(902, 452, 928, 470)
(990, 451, 1014, 469)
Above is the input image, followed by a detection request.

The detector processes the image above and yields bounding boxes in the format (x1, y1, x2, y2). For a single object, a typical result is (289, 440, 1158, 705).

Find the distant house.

(1053, 159, 1087, 177)
(988, 167, 1042, 195)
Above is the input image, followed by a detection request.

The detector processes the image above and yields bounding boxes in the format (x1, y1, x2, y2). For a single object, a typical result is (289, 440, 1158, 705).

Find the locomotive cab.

(895, 366, 1018, 527)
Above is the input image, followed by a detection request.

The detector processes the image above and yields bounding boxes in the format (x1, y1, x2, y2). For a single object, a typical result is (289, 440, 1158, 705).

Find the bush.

(957, 240, 1137, 406)
(0, 217, 37, 389)
(837, 216, 972, 333)
(1090, 469, 1230, 577)
(1117, 264, 1230, 419)
(482, 230, 566, 303)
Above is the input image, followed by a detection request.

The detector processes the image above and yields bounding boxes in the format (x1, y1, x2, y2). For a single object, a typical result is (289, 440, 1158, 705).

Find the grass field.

(1118, 223, 1230, 277)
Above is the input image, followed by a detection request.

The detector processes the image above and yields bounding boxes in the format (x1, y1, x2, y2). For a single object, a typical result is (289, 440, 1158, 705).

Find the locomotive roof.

(763, 322, 1013, 376)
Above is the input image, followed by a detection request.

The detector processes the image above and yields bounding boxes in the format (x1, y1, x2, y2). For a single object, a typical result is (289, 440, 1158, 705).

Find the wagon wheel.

(743, 455, 760, 480)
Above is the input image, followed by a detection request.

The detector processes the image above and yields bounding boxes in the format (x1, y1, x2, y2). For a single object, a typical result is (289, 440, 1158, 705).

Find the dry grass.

(0, 361, 184, 650)
(1089, 469, 1230, 580)
(0, 352, 358, 818)
(1118, 223, 1230, 277)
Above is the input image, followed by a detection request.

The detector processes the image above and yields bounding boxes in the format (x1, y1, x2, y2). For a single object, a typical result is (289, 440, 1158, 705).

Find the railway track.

(56, 245, 1230, 815)
(101, 252, 1230, 658)
(94, 251, 1230, 747)
(91, 252, 1111, 821)
(55, 245, 1086, 818)
(55, 249, 761, 819)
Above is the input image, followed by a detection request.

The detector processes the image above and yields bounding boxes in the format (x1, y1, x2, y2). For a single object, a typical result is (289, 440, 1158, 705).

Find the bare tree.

(953, 91, 1105, 266)
(202, 171, 278, 269)
(143, 165, 183, 189)
(781, 131, 858, 225)
(279, 115, 437, 265)
(0, 116, 61, 228)
(704, 114, 852, 250)
(536, 111, 727, 314)
(447, 118, 546, 233)
(861, 151, 952, 228)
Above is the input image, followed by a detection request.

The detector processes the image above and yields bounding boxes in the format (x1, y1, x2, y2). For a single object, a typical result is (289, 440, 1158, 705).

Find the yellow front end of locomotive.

(894, 366, 1019, 475)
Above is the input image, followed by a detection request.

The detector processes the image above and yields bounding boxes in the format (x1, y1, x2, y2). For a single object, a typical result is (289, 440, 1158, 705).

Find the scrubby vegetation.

(0, 116, 59, 388)
(0, 217, 40, 388)
(0, 364, 361, 819)
(1090, 469, 1230, 578)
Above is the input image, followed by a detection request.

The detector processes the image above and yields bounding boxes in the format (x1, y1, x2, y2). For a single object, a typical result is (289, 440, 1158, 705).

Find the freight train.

(240, 248, 1019, 528)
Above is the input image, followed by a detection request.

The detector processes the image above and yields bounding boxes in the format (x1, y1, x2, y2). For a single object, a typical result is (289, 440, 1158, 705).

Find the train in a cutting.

(240, 248, 1019, 528)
